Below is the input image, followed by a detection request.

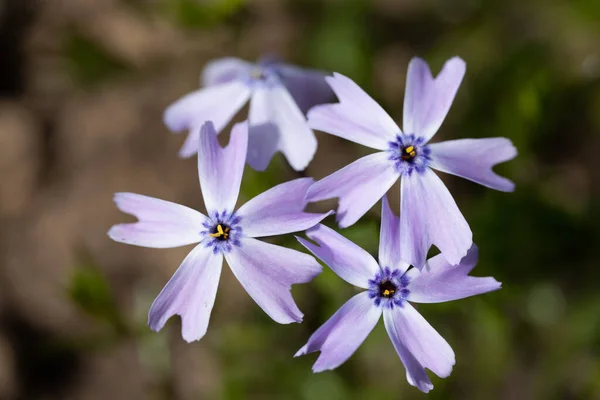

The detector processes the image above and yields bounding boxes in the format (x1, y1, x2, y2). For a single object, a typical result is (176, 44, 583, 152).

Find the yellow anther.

(405, 146, 414, 154)
(209, 224, 229, 239)
(383, 289, 392, 296)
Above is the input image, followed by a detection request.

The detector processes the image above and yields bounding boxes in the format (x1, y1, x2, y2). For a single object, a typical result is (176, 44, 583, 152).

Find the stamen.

(401, 145, 417, 161)
(209, 224, 229, 239)
(378, 280, 397, 298)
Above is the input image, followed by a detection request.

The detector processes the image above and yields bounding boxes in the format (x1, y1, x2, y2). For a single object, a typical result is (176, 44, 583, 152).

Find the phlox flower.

(307, 57, 517, 266)
(295, 197, 501, 393)
(108, 121, 332, 342)
(164, 56, 333, 171)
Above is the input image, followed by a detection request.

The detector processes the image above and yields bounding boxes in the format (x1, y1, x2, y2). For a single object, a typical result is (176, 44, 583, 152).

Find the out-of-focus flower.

(164, 57, 333, 171)
(108, 121, 332, 342)
(307, 57, 517, 267)
(295, 197, 501, 393)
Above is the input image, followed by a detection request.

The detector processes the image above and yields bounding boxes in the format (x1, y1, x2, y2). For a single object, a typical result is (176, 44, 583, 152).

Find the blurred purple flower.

(164, 57, 333, 171)
(307, 57, 517, 266)
(295, 197, 501, 393)
(108, 121, 332, 342)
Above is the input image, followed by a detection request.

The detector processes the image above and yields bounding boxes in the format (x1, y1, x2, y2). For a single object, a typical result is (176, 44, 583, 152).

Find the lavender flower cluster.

(108, 55, 516, 393)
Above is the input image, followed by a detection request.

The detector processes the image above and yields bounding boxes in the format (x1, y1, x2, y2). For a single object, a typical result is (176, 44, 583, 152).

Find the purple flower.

(108, 121, 332, 342)
(307, 57, 517, 266)
(164, 57, 333, 171)
(295, 197, 501, 393)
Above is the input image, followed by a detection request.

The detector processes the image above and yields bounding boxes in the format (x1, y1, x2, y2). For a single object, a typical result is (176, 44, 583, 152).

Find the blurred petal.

(108, 193, 206, 248)
(428, 137, 517, 192)
(202, 57, 253, 86)
(277, 64, 334, 114)
(383, 303, 455, 391)
(225, 238, 322, 324)
(403, 57, 465, 142)
(295, 292, 381, 372)
(306, 152, 399, 228)
(407, 245, 501, 303)
(198, 121, 248, 215)
(379, 195, 407, 271)
(297, 224, 379, 289)
(148, 243, 223, 342)
(236, 178, 333, 237)
(163, 80, 251, 139)
(308, 72, 399, 150)
(248, 84, 317, 171)
(400, 168, 472, 268)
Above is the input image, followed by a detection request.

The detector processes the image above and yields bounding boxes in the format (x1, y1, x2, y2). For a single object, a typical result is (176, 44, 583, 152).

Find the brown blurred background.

(1, 0, 600, 399)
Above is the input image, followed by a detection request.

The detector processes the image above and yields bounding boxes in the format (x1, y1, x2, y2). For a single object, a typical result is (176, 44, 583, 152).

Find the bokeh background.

(1, 0, 599, 399)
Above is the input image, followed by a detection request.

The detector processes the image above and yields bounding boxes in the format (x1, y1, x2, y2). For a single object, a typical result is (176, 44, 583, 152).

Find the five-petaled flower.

(306, 57, 517, 267)
(164, 56, 333, 171)
(295, 197, 501, 393)
(108, 121, 333, 342)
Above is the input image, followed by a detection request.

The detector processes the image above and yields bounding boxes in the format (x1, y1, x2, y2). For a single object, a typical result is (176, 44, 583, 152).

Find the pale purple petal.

(236, 178, 333, 238)
(297, 224, 379, 289)
(248, 84, 317, 171)
(202, 57, 253, 86)
(400, 168, 472, 268)
(307, 72, 399, 150)
(108, 193, 206, 248)
(163, 81, 251, 139)
(407, 245, 501, 303)
(277, 64, 334, 114)
(403, 57, 465, 142)
(225, 238, 322, 324)
(428, 137, 517, 192)
(295, 292, 381, 372)
(382, 309, 433, 393)
(307, 152, 399, 228)
(148, 243, 223, 342)
(383, 303, 455, 391)
(197, 121, 248, 215)
(379, 195, 408, 271)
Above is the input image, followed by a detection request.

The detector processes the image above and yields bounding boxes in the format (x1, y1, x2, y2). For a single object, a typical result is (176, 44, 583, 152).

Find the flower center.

(378, 280, 397, 298)
(368, 267, 410, 309)
(208, 224, 230, 241)
(387, 134, 430, 175)
(250, 67, 266, 80)
(401, 145, 417, 161)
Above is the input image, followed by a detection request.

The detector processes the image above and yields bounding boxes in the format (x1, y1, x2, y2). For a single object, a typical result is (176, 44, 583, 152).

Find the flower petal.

(400, 168, 472, 268)
(407, 245, 501, 303)
(428, 137, 517, 192)
(276, 64, 335, 114)
(403, 57, 465, 142)
(306, 152, 399, 228)
(236, 178, 333, 237)
(297, 224, 379, 289)
(225, 238, 322, 324)
(379, 195, 407, 271)
(148, 243, 223, 342)
(108, 193, 206, 248)
(248, 83, 317, 171)
(307, 72, 399, 150)
(198, 121, 248, 215)
(295, 292, 381, 372)
(163, 80, 251, 139)
(202, 57, 253, 86)
(383, 303, 455, 392)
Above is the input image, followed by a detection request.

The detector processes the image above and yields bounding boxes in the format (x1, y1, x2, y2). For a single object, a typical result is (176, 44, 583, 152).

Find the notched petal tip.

(294, 344, 309, 358)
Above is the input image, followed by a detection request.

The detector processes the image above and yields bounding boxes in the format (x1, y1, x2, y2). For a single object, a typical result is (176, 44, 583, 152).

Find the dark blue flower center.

(368, 267, 410, 309)
(202, 211, 242, 254)
(387, 134, 431, 176)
